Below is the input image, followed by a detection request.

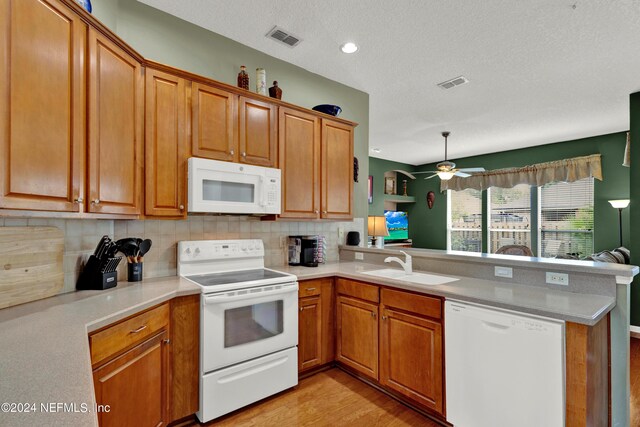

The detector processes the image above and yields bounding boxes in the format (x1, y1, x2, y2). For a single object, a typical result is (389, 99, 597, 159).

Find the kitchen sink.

(361, 269, 459, 286)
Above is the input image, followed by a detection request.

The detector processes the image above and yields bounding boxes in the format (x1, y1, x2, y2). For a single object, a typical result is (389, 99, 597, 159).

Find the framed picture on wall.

(385, 177, 396, 195)
(368, 176, 373, 204)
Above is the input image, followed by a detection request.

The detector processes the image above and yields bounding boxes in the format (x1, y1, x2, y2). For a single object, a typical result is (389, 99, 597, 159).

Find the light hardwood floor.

(631, 338, 640, 426)
(188, 369, 441, 426)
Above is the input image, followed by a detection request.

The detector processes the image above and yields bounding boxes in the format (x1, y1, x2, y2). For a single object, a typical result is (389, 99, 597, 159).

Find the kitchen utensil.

(312, 104, 342, 116)
(0, 227, 64, 309)
(138, 239, 152, 260)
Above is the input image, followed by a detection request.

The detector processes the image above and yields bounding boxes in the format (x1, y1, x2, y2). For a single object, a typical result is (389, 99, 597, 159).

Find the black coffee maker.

(288, 236, 320, 267)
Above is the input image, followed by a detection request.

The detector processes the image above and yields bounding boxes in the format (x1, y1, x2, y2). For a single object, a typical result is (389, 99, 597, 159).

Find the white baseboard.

(630, 325, 640, 339)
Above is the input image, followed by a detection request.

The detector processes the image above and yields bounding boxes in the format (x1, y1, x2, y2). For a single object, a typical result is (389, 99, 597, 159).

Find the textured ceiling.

(138, 0, 640, 165)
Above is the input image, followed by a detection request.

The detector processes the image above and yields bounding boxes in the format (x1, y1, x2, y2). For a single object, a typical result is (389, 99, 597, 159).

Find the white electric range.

(178, 239, 298, 422)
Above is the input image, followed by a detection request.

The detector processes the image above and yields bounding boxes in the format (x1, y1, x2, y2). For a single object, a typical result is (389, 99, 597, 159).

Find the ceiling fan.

(411, 131, 485, 180)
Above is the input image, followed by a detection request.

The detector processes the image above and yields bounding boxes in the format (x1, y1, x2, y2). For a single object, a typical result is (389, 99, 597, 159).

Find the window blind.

(488, 184, 532, 253)
(540, 178, 594, 258)
(448, 189, 482, 252)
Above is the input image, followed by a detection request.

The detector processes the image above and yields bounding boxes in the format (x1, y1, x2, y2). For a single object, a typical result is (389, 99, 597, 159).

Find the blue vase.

(76, 0, 92, 13)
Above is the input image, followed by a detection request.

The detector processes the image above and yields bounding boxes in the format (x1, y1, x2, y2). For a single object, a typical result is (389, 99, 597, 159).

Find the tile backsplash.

(0, 216, 363, 294)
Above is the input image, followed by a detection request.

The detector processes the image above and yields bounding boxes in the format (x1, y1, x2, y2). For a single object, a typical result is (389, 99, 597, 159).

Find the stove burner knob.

(195, 248, 201, 255)
(185, 248, 191, 255)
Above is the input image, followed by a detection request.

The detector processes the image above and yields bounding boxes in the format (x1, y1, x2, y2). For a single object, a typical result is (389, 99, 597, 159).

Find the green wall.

(370, 132, 629, 253)
(629, 92, 640, 326)
(92, 0, 370, 219)
(368, 157, 416, 215)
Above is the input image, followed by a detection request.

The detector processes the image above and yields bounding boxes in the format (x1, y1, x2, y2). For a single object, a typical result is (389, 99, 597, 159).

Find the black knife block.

(76, 255, 122, 290)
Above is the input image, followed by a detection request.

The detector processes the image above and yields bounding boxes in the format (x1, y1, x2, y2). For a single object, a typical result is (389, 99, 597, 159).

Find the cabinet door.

(278, 107, 320, 219)
(0, 0, 85, 212)
(191, 82, 236, 161)
(88, 28, 143, 215)
(380, 307, 443, 414)
(299, 295, 322, 372)
(93, 331, 169, 427)
(238, 97, 277, 167)
(321, 119, 354, 219)
(145, 68, 187, 217)
(336, 295, 378, 379)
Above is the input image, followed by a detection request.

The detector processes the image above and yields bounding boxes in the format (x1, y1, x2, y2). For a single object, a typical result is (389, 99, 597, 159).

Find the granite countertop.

(0, 276, 200, 427)
(276, 262, 616, 325)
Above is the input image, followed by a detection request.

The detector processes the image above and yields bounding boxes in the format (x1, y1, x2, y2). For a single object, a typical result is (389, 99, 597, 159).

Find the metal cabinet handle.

(299, 307, 304, 312)
(129, 325, 147, 334)
(314, 210, 319, 214)
(179, 204, 185, 210)
(371, 312, 376, 319)
(306, 287, 316, 291)
(322, 211, 327, 214)
(163, 339, 171, 344)
(382, 315, 387, 320)
(230, 149, 235, 155)
(242, 152, 246, 157)
(92, 199, 100, 205)
(74, 197, 83, 203)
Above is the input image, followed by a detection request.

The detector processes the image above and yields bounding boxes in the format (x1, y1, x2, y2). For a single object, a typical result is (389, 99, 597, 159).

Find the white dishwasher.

(445, 300, 565, 427)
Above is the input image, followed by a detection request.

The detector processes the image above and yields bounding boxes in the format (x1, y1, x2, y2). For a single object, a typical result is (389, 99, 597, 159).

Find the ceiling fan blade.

(454, 171, 471, 178)
(413, 171, 438, 175)
(457, 167, 485, 172)
(393, 169, 416, 180)
(424, 174, 439, 180)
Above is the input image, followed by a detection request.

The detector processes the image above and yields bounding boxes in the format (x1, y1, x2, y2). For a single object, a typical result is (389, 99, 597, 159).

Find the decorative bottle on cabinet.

(256, 68, 267, 95)
(237, 65, 249, 90)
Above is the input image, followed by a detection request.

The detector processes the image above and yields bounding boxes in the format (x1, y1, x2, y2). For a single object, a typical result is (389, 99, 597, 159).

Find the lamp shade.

(368, 216, 389, 237)
(608, 199, 630, 209)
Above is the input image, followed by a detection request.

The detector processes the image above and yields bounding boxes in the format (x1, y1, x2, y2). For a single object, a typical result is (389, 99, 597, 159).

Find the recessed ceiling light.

(340, 42, 358, 54)
(371, 148, 381, 153)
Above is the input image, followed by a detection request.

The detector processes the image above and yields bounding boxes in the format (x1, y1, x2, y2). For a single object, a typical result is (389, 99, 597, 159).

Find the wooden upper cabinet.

(321, 119, 353, 219)
(238, 97, 277, 167)
(0, 0, 86, 212)
(87, 28, 143, 215)
(191, 82, 237, 162)
(145, 68, 188, 217)
(278, 107, 320, 219)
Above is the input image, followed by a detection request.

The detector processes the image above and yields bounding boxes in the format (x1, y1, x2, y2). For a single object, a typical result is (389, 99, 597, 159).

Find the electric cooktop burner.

(186, 269, 292, 288)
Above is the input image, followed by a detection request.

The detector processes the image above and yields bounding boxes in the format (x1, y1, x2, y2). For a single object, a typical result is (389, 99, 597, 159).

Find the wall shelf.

(383, 194, 416, 203)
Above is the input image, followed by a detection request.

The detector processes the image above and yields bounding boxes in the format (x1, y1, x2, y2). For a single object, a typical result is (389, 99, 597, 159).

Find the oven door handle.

(204, 283, 298, 304)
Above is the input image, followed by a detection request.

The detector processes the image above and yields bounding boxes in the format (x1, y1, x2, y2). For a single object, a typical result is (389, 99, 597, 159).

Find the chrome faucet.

(384, 250, 412, 274)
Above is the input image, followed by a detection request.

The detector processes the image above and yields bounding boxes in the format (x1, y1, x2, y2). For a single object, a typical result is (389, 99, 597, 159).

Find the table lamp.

(368, 216, 389, 249)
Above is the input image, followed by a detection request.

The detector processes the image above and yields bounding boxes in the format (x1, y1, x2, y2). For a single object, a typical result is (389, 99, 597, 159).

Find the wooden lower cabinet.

(336, 295, 379, 380)
(298, 278, 334, 373)
(380, 306, 444, 415)
(90, 296, 199, 426)
(93, 330, 169, 427)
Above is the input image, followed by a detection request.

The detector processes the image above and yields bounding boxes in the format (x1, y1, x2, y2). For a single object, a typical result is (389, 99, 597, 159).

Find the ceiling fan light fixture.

(437, 171, 455, 180)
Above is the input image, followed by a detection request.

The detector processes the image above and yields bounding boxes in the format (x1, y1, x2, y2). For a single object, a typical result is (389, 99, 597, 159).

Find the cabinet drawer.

(381, 288, 441, 320)
(336, 278, 379, 303)
(298, 278, 331, 298)
(90, 303, 170, 366)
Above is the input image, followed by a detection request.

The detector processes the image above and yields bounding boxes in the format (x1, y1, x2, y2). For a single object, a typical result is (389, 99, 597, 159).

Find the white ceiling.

(138, 0, 640, 166)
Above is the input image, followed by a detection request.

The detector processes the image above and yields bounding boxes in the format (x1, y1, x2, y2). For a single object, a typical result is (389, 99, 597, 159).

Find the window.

(448, 189, 482, 252)
(488, 184, 532, 253)
(539, 178, 594, 258)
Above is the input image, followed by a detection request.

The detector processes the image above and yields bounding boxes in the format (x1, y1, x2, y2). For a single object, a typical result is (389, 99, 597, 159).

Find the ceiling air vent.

(437, 76, 469, 89)
(266, 26, 302, 48)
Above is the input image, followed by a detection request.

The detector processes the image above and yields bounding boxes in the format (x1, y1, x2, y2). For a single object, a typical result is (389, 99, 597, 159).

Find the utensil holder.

(128, 262, 143, 282)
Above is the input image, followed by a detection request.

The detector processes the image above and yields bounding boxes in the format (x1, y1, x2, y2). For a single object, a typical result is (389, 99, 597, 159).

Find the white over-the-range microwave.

(188, 157, 281, 215)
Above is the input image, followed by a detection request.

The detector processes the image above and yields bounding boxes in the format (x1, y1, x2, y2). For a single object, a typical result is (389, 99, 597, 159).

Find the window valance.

(440, 154, 602, 192)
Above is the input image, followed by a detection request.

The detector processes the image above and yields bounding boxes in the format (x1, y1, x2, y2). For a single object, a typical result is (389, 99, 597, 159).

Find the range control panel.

(178, 239, 265, 262)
